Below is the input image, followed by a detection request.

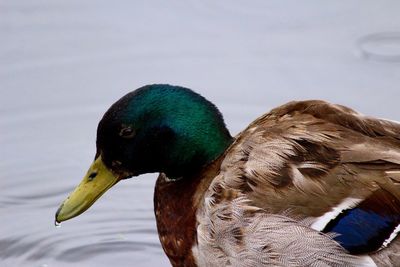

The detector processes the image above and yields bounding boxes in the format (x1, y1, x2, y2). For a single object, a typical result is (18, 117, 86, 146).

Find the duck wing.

(195, 100, 400, 266)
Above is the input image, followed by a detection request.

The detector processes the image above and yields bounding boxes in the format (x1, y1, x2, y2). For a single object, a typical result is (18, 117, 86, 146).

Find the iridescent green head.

(56, 84, 233, 223)
(97, 84, 233, 178)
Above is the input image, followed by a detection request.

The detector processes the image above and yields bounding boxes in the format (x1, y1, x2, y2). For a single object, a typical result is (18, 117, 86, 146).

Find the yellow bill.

(55, 156, 119, 223)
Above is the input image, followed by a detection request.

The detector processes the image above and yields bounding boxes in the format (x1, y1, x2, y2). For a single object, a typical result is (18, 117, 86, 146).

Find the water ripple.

(54, 240, 158, 262)
(356, 32, 400, 62)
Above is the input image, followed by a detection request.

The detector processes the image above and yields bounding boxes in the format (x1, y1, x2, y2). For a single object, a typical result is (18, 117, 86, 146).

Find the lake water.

(1, 1, 400, 266)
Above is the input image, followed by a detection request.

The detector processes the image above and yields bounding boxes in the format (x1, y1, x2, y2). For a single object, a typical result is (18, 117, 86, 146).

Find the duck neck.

(154, 154, 225, 267)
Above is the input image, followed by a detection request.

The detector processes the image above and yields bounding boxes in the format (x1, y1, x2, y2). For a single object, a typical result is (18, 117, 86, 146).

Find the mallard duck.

(56, 84, 400, 266)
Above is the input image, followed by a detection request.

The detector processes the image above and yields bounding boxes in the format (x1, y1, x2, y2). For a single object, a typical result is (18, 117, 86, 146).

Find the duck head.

(55, 84, 232, 223)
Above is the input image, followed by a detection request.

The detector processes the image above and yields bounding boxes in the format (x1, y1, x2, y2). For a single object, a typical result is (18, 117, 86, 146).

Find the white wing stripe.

(311, 197, 363, 231)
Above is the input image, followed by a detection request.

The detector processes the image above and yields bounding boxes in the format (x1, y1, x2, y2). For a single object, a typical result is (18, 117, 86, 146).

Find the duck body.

(155, 99, 400, 266)
(56, 85, 400, 267)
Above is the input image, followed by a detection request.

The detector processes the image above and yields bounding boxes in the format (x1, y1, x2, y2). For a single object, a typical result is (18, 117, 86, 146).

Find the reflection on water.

(2, 0, 400, 266)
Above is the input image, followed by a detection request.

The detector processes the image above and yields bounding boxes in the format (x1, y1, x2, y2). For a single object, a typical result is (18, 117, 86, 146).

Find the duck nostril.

(88, 172, 98, 181)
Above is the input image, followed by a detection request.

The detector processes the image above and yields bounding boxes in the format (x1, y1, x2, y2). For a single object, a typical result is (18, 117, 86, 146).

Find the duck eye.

(112, 160, 122, 168)
(119, 126, 135, 138)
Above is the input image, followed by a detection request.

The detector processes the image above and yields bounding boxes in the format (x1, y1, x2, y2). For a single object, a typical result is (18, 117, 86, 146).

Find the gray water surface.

(1, 1, 400, 266)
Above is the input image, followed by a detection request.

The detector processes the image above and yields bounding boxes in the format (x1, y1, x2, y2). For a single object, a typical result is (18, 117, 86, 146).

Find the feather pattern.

(191, 100, 400, 266)
(322, 189, 400, 254)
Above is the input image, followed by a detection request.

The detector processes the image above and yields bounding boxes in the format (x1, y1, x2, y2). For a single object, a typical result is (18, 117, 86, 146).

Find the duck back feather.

(192, 100, 400, 266)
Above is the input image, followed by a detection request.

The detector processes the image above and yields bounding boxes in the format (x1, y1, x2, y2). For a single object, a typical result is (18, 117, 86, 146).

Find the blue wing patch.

(323, 189, 400, 254)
